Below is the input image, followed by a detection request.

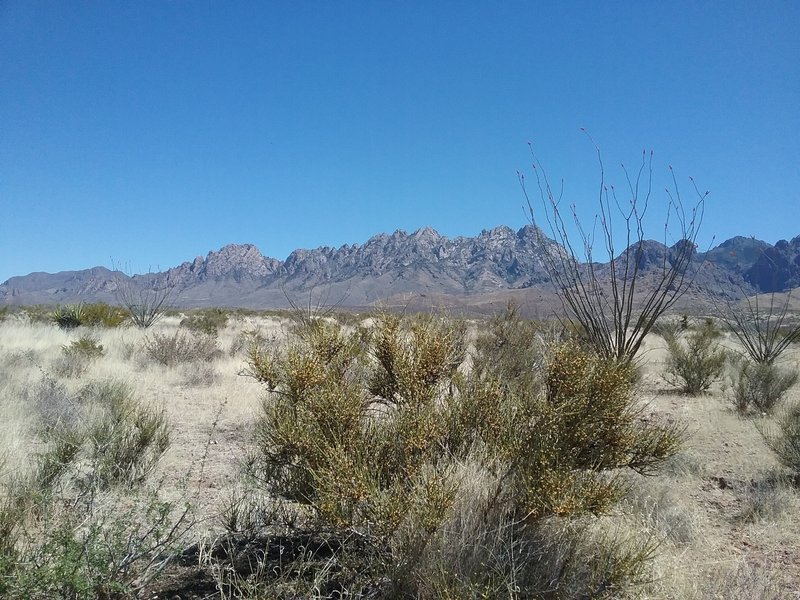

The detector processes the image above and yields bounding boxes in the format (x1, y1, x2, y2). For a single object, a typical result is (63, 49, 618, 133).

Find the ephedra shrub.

(237, 308, 681, 597)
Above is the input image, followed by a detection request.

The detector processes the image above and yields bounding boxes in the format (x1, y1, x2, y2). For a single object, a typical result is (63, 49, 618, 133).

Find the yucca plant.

(51, 304, 85, 330)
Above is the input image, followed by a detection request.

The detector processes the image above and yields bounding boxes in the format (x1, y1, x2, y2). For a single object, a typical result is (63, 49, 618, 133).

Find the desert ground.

(1, 307, 799, 599)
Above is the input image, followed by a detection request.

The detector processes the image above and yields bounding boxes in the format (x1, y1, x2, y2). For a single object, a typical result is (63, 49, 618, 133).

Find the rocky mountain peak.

(168, 243, 280, 283)
(412, 226, 441, 241)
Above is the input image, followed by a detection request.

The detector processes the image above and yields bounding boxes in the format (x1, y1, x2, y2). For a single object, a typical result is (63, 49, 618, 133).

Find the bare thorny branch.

(115, 272, 177, 328)
(518, 136, 710, 365)
(716, 252, 800, 365)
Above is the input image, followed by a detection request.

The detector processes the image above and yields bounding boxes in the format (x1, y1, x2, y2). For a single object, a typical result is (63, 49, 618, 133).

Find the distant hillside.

(1, 226, 797, 311)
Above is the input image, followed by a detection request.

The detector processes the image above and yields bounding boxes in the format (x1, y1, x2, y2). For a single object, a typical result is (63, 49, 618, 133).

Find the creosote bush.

(65, 335, 105, 359)
(239, 308, 681, 597)
(81, 302, 129, 327)
(663, 319, 727, 395)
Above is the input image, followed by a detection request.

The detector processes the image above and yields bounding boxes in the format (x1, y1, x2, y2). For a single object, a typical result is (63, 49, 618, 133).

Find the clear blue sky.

(2, 1, 798, 281)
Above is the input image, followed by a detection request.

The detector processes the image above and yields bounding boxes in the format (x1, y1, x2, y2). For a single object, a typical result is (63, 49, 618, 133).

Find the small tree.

(520, 136, 709, 366)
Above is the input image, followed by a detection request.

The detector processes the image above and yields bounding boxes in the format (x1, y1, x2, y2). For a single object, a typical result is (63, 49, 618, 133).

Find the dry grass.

(1, 311, 799, 598)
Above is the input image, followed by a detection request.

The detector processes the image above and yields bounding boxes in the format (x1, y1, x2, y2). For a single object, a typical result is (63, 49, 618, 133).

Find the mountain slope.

(0, 226, 794, 310)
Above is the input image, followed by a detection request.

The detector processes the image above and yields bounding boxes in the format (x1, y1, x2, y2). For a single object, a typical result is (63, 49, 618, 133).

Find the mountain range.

(2, 226, 799, 314)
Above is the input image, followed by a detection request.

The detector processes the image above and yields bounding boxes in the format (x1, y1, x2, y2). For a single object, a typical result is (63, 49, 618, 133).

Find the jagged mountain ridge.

(0, 226, 797, 309)
(164, 225, 558, 289)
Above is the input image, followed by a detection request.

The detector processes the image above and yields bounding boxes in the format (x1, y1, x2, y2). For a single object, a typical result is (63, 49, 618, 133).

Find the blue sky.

(1, 1, 798, 281)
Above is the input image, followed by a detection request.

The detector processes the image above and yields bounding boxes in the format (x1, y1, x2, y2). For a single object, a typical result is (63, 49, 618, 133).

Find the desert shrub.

(116, 275, 175, 328)
(80, 302, 129, 327)
(0, 477, 188, 600)
(720, 290, 800, 365)
(472, 301, 548, 390)
(663, 319, 727, 394)
(230, 325, 271, 358)
(0, 379, 180, 599)
(0, 306, 8, 322)
(239, 309, 681, 597)
(20, 305, 52, 324)
(51, 336, 105, 378)
(760, 402, 800, 479)
(180, 307, 229, 337)
(735, 474, 794, 523)
(651, 315, 690, 341)
(80, 379, 170, 488)
(521, 145, 707, 367)
(51, 304, 85, 330)
(26, 378, 170, 489)
(51, 351, 91, 378)
(144, 329, 220, 366)
(728, 357, 799, 415)
(65, 335, 105, 359)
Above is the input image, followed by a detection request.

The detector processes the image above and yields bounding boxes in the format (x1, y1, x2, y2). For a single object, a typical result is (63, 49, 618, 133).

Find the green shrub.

(81, 302, 129, 327)
(51, 336, 105, 378)
(760, 402, 800, 478)
(51, 304, 85, 330)
(143, 329, 220, 366)
(180, 307, 229, 337)
(663, 319, 727, 394)
(472, 301, 548, 390)
(729, 358, 799, 415)
(240, 309, 681, 596)
(65, 335, 104, 359)
(18, 305, 51, 324)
